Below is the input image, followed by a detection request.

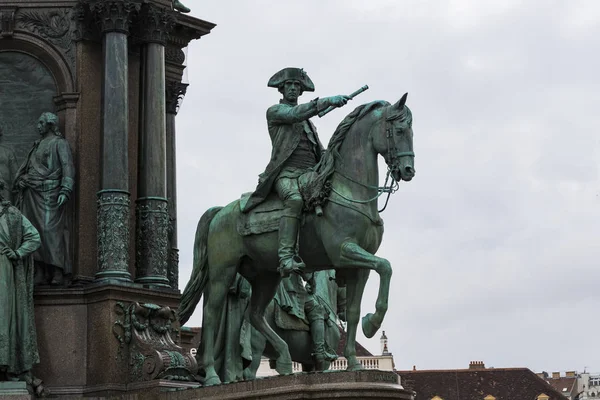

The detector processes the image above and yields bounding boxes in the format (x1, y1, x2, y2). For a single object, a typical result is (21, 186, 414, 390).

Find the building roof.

(398, 367, 569, 400)
(336, 325, 374, 357)
(544, 376, 577, 398)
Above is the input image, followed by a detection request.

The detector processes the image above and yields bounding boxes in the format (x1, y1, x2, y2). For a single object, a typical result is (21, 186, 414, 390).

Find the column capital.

(89, 0, 142, 35)
(165, 80, 188, 115)
(135, 4, 176, 45)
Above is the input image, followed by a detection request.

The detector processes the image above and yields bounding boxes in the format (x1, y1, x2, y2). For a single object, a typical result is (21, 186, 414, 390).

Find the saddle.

(237, 192, 285, 236)
(237, 171, 329, 237)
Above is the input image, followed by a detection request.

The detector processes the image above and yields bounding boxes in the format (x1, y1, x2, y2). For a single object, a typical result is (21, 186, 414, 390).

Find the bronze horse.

(179, 95, 415, 386)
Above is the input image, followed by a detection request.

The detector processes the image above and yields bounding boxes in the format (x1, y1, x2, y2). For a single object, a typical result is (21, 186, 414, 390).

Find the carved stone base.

(113, 302, 197, 382)
(135, 197, 170, 287)
(33, 284, 183, 397)
(106, 370, 415, 399)
(96, 190, 132, 282)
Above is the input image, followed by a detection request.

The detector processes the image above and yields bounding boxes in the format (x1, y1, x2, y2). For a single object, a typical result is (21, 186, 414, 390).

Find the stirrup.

(278, 256, 305, 277)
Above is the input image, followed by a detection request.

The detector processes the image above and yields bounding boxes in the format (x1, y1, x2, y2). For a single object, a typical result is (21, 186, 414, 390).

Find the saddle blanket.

(237, 192, 285, 236)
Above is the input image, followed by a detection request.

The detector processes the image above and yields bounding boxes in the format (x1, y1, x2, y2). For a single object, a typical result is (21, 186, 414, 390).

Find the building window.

(537, 394, 550, 400)
(484, 396, 496, 400)
(432, 396, 444, 400)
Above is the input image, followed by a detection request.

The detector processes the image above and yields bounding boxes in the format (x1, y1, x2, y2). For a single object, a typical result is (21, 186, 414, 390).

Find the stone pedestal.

(33, 285, 191, 398)
(0, 381, 31, 399)
(91, 370, 415, 399)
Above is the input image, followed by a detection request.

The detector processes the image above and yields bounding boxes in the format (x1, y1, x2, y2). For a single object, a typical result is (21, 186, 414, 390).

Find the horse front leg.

(248, 273, 293, 375)
(343, 269, 369, 371)
(339, 241, 392, 338)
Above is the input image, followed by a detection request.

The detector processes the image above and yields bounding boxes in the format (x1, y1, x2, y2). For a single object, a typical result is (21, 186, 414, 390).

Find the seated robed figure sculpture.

(241, 67, 350, 277)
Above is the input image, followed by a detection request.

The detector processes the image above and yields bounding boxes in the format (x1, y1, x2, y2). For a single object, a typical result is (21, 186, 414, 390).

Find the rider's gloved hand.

(327, 95, 351, 108)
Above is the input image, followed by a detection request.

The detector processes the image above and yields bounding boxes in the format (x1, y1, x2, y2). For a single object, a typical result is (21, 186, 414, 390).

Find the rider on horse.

(241, 67, 350, 278)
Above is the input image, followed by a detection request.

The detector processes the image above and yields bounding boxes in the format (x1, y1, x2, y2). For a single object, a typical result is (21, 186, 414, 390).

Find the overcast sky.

(175, 0, 600, 374)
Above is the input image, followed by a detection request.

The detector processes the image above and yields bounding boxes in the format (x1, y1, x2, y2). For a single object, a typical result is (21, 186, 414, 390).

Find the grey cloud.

(175, 0, 600, 373)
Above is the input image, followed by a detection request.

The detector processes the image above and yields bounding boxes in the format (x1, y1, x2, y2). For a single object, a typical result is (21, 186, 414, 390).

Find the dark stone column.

(91, 0, 141, 283)
(135, 5, 175, 287)
(165, 80, 188, 289)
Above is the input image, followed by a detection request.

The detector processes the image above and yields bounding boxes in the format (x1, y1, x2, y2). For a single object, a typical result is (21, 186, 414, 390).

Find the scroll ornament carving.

(113, 302, 198, 382)
(165, 46, 185, 65)
(165, 80, 188, 115)
(97, 190, 130, 275)
(16, 9, 75, 72)
(0, 7, 17, 38)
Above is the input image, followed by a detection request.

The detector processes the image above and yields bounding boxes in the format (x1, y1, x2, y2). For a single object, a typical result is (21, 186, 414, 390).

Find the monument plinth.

(0, 0, 214, 396)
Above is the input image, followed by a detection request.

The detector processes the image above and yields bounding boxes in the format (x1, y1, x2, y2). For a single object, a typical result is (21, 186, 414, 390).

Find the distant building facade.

(399, 361, 568, 400)
(256, 329, 395, 377)
(537, 370, 600, 399)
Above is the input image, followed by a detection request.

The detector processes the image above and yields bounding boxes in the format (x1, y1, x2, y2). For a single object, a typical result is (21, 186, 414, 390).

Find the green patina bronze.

(14, 112, 75, 286)
(0, 183, 42, 385)
(173, 0, 190, 13)
(179, 68, 416, 386)
(244, 270, 344, 379)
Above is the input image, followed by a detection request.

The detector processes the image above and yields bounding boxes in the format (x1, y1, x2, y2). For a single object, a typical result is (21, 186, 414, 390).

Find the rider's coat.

(241, 98, 327, 213)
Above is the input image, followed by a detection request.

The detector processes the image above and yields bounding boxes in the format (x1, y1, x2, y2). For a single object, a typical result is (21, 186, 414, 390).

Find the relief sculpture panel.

(0, 51, 57, 166)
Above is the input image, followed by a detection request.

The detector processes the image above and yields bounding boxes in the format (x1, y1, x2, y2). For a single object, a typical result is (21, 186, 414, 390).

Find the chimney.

(469, 361, 485, 370)
(537, 371, 549, 379)
(566, 371, 576, 378)
(552, 372, 560, 379)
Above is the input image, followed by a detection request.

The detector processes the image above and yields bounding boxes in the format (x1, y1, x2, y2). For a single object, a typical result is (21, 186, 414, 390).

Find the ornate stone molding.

(135, 4, 176, 45)
(135, 197, 170, 287)
(89, 0, 141, 34)
(97, 190, 132, 281)
(0, 7, 17, 38)
(165, 45, 185, 65)
(165, 80, 188, 115)
(113, 302, 197, 382)
(15, 8, 75, 72)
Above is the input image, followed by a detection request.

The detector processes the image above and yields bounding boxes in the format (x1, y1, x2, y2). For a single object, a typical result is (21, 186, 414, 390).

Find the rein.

(329, 107, 413, 213)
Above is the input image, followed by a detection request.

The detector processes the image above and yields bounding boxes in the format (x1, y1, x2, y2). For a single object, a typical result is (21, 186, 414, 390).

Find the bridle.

(330, 106, 414, 213)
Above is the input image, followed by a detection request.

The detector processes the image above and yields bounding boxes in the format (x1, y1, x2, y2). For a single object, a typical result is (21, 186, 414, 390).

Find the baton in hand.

(318, 85, 369, 118)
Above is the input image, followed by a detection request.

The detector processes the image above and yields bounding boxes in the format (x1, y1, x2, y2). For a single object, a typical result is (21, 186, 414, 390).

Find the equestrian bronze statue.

(179, 67, 416, 386)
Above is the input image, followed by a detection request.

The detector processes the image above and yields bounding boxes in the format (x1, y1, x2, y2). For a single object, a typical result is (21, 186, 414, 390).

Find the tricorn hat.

(268, 67, 315, 92)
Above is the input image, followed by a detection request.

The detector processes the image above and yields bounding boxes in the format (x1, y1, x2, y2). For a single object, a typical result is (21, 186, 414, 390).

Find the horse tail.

(178, 206, 223, 325)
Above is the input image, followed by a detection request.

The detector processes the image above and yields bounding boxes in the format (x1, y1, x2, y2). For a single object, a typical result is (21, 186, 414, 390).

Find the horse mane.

(300, 100, 390, 210)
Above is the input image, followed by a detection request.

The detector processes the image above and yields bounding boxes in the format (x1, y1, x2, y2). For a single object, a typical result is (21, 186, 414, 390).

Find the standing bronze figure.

(14, 112, 75, 286)
(0, 182, 41, 382)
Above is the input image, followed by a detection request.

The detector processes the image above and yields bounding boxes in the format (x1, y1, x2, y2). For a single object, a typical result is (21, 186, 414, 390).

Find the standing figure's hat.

(268, 67, 315, 92)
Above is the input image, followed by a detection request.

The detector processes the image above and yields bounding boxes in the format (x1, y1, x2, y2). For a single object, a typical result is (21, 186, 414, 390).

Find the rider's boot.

(277, 216, 305, 277)
(309, 316, 338, 370)
(173, 0, 191, 13)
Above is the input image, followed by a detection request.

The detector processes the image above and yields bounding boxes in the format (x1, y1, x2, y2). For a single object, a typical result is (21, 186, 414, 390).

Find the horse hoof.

(346, 362, 363, 372)
(362, 313, 381, 338)
(276, 360, 293, 375)
(204, 375, 221, 386)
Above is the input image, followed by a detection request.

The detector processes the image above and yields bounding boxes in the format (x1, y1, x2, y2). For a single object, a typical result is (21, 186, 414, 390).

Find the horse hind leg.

(247, 272, 293, 376)
(201, 263, 237, 386)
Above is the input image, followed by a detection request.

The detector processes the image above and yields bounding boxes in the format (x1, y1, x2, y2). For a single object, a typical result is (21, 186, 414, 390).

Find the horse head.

(370, 93, 415, 182)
